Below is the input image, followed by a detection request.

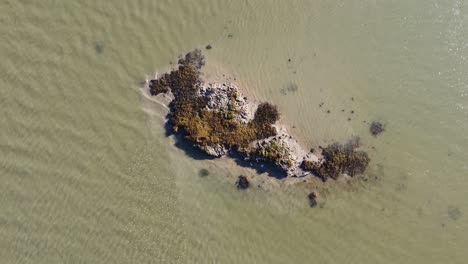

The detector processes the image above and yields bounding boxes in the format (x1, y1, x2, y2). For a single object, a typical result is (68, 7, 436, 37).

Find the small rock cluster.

(247, 132, 318, 178)
(200, 144, 227, 157)
(198, 82, 252, 124)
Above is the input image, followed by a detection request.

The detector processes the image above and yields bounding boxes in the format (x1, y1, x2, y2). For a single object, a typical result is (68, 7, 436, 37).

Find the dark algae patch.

(199, 168, 210, 177)
(308, 192, 318, 208)
(147, 49, 373, 204)
(236, 175, 250, 190)
(370, 121, 385, 136)
(448, 206, 462, 221)
(94, 42, 104, 54)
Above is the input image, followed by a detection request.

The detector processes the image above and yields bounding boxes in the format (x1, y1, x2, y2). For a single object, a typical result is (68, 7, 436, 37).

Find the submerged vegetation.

(308, 192, 318, 207)
(236, 175, 250, 190)
(370, 121, 385, 136)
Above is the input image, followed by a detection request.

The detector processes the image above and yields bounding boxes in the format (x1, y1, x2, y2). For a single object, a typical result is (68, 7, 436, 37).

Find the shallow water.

(1, 1, 467, 263)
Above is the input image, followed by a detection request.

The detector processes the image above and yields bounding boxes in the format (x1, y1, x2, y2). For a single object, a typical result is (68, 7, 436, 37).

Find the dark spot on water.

(441, 223, 446, 227)
(288, 58, 291, 62)
(94, 42, 104, 54)
(308, 192, 318, 208)
(350, 110, 354, 114)
(341, 109, 345, 112)
(227, 34, 233, 38)
(199, 168, 210, 177)
(292, 126, 296, 128)
(448, 206, 462, 220)
(347, 118, 351, 121)
(287, 82, 298, 92)
(236, 175, 250, 190)
(326, 110, 331, 114)
(395, 183, 406, 192)
(293, 71, 297, 74)
(205, 44, 212, 50)
(281, 82, 299, 95)
(351, 97, 354, 101)
(370, 121, 385, 136)
(417, 207, 423, 217)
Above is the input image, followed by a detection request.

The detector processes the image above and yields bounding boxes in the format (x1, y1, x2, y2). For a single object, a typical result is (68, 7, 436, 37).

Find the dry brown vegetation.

(301, 141, 370, 181)
(246, 139, 290, 166)
(149, 50, 279, 153)
(150, 49, 370, 181)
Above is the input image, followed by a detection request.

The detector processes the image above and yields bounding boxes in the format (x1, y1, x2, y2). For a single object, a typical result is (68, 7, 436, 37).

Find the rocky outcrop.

(148, 49, 370, 181)
(199, 144, 227, 157)
(198, 82, 252, 124)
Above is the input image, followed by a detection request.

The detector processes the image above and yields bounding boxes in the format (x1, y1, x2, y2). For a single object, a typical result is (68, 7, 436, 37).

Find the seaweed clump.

(369, 121, 384, 136)
(236, 175, 250, 189)
(302, 139, 370, 181)
(307, 192, 318, 208)
(199, 168, 210, 177)
(148, 49, 279, 156)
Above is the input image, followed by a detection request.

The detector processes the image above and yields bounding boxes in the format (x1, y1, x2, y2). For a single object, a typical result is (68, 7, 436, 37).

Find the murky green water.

(1, 1, 467, 263)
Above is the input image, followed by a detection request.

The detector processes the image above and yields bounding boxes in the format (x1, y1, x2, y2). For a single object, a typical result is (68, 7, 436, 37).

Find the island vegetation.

(148, 49, 371, 187)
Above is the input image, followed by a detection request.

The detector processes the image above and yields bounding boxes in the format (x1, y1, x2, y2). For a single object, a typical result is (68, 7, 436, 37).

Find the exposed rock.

(244, 125, 318, 177)
(200, 144, 227, 157)
(198, 82, 252, 124)
(147, 49, 370, 184)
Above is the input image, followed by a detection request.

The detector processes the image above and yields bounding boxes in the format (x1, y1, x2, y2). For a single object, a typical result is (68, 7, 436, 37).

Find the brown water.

(1, 1, 467, 263)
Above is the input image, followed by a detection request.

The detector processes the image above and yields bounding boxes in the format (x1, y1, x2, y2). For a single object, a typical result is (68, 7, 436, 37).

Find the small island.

(147, 49, 370, 185)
